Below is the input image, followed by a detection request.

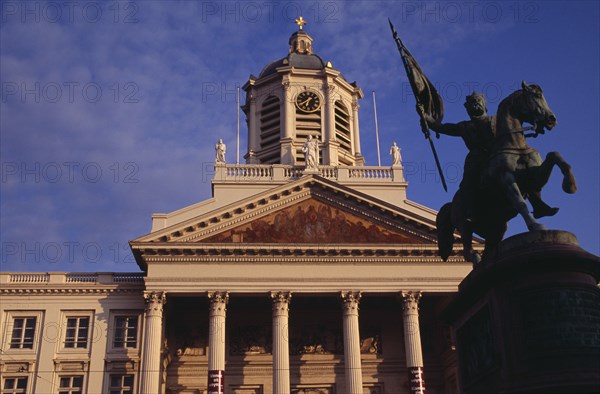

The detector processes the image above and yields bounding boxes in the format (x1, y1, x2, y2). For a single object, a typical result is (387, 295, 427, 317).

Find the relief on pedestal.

(202, 199, 421, 244)
(520, 287, 600, 352)
(456, 306, 497, 384)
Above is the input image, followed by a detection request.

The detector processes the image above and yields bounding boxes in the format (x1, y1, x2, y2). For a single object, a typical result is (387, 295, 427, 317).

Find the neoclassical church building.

(0, 22, 472, 394)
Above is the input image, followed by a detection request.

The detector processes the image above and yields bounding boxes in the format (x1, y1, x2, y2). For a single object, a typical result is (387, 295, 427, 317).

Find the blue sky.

(1, 1, 598, 272)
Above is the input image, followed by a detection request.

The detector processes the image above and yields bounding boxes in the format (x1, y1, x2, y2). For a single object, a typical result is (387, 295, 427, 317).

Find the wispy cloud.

(1, 1, 598, 271)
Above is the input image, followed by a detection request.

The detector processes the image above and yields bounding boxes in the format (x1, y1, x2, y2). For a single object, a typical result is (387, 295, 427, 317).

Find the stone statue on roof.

(215, 139, 226, 164)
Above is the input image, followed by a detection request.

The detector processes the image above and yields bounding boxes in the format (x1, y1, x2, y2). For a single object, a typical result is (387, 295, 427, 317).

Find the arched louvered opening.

(259, 96, 281, 164)
(295, 105, 322, 165)
(335, 100, 353, 165)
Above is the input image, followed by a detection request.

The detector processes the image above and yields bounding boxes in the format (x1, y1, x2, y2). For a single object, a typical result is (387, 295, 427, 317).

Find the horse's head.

(517, 81, 557, 133)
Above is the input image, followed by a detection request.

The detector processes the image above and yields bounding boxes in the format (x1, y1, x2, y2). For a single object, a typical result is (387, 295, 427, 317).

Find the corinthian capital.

(271, 291, 292, 305)
(208, 291, 229, 315)
(340, 291, 362, 314)
(143, 291, 166, 315)
(400, 291, 422, 312)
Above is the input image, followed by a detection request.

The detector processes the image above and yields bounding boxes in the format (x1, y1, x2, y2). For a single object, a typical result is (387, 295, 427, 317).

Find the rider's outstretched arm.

(427, 119, 463, 137)
(418, 104, 463, 137)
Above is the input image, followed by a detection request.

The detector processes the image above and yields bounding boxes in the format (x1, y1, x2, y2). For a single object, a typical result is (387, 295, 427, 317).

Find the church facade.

(0, 24, 472, 394)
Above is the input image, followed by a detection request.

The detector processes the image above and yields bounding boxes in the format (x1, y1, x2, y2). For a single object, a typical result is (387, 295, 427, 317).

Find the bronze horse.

(437, 81, 577, 264)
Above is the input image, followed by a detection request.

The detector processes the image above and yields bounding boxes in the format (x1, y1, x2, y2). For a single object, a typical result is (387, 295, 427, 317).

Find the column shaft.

(352, 100, 362, 156)
(247, 93, 259, 163)
(401, 291, 425, 394)
(208, 291, 228, 394)
(140, 291, 166, 394)
(341, 291, 363, 394)
(271, 292, 292, 394)
(282, 81, 293, 139)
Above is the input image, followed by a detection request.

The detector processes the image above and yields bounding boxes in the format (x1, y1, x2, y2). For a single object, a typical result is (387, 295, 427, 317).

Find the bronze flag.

(400, 43, 444, 123)
(389, 18, 447, 191)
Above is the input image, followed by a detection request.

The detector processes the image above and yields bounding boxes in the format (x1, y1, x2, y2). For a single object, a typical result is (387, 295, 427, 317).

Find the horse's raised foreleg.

(552, 152, 577, 194)
(533, 151, 577, 194)
(500, 171, 545, 231)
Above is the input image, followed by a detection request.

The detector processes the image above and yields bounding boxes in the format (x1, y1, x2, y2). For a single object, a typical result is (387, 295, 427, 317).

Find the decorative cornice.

(144, 276, 466, 284)
(134, 244, 469, 264)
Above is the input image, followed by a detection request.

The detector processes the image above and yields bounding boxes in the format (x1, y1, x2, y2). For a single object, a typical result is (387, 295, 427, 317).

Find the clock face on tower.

(295, 91, 321, 113)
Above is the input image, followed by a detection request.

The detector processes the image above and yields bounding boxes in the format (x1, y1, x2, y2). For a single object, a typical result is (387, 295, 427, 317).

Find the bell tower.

(242, 18, 365, 167)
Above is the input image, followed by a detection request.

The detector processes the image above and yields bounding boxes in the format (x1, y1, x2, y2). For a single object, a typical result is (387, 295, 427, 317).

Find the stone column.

(140, 291, 166, 394)
(351, 99, 362, 157)
(323, 82, 338, 166)
(282, 81, 293, 139)
(246, 92, 259, 164)
(341, 291, 363, 394)
(208, 291, 229, 394)
(281, 81, 295, 165)
(401, 291, 425, 394)
(271, 292, 292, 394)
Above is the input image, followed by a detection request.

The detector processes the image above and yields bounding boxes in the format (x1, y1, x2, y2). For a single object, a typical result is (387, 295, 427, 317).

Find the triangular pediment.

(202, 198, 423, 244)
(131, 175, 438, 246)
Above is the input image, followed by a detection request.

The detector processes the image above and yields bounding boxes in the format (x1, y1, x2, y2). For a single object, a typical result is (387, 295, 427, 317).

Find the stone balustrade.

(0, 272, 145, 285)
(214, 164, 404, 184)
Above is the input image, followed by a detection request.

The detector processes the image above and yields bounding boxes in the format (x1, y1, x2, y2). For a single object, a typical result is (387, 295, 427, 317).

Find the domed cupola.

(243, 18, 365, 167)
(258, 25, 326, 79)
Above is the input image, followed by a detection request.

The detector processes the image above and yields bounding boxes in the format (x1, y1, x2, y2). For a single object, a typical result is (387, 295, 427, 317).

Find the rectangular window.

(64, 317, 89, 349)
(9, 317, 36, 349)
(58, 376, 83, 394)
(113, 316, 138, 349)
(2, 377, 28, 394)
(108, 374, 134, 394)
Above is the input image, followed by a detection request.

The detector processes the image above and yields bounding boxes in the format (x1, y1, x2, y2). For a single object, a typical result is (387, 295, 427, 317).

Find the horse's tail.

(436, 203, 455, 261)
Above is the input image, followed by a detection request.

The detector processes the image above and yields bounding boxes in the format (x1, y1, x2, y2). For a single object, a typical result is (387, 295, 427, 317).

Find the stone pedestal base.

(444, 230, 600, 394)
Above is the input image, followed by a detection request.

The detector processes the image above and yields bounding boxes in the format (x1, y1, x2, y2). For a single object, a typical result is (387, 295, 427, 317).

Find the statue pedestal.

(444, 230, 600, 394)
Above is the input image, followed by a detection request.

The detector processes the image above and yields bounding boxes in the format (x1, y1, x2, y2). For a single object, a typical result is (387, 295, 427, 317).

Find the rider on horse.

(420, 93, 495, 220)
(420, 92, 559, 220)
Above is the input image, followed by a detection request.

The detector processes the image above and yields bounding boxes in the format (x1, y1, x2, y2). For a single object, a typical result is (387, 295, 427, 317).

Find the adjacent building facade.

(1, 25, 473, 394)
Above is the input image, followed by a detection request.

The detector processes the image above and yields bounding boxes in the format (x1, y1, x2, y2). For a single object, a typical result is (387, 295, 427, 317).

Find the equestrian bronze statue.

(433, 82, 577, 263)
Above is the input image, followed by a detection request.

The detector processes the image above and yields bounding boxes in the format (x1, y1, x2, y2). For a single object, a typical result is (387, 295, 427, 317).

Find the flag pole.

(236, 85, 240, 165)
(373, 91, 382, 166)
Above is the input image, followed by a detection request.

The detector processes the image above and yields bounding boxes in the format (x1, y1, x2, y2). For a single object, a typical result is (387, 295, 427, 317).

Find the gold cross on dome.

(295, 16, 307, 30)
